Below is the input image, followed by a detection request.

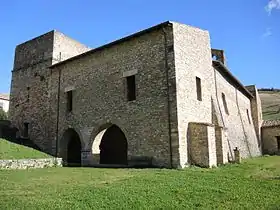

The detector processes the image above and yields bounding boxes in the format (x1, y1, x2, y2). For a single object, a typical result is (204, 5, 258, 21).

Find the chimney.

(211, 49, 227, 66)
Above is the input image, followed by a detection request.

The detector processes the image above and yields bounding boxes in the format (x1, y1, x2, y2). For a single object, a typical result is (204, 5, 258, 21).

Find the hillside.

(0, 139, 51, 159)
(259, 90, 280, 120)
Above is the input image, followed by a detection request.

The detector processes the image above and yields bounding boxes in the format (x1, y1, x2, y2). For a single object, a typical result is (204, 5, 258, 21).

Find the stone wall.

(9, 31, 54, 153)
(52, 31, 91, 64)
(0, 158, 62, 169)
(188, 122, 217, 167)
(215, 126, 228, 164)
(213, 67, 261, 161)
(50, 24, 177, 168)
(246, 85, 263, 145)
(172, 22, 261, 166)
(173, 22, 214, 168)
(9, 21, 262, 169)
(262, 126, 280, 155)
(9, 31, 90, 154)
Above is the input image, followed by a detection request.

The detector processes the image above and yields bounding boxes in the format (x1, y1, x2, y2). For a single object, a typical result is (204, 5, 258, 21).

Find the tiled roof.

(262, 120, 280, 128)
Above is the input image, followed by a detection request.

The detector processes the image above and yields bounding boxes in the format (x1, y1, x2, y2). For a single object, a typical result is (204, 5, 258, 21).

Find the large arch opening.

(92, 124, 128, 165)
(61, 128, 82, 167)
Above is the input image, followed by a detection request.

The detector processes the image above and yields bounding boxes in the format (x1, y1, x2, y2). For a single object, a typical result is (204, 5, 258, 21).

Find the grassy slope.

(259, 90, 280, 120)
(0, 139, 51, 159)
(0, 156, 279, 209)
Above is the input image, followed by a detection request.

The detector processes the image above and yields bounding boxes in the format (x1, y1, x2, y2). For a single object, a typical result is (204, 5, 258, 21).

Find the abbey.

(9, 21, 264, 168)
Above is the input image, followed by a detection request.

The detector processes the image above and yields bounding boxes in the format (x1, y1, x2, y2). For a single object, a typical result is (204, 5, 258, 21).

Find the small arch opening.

(61, 128, 82, 167)
(92, 124, 128, 165)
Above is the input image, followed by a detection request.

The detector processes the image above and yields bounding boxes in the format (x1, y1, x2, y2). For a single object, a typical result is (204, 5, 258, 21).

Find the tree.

(0, 109, 8, 120)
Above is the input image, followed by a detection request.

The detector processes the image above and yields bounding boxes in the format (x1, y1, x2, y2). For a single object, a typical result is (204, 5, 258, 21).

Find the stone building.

(261, 120, 280, 155)
(9, 21, 264, 168)
(0, 94, 10, 113)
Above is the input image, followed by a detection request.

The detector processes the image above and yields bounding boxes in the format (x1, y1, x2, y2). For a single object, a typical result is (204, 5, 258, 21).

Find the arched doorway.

(93, 124, 128, 165)
(61, 128, 82, 167)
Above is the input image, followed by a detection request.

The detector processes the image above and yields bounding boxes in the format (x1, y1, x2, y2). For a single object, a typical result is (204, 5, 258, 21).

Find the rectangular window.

(126, 75, 136, 101)
(23, 122, 29, 138)
(66, 90, 73, 112)
(222, 93, 229, 115)
(27, 87, 30, 102)
(0, 102, 3, 110)
(196, 77, 202, 101)
(247, 109, 251, 124)
(277, 136, 280, 150)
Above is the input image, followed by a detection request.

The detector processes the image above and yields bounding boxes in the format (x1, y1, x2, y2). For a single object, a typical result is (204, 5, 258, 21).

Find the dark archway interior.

(99, 125, 128, 165)
(65, 129, 81, 167)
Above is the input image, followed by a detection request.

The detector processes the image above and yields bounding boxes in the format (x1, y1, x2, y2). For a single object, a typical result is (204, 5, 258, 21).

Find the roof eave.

(49, 21, 172, 69)
(212, 60, 253, 99)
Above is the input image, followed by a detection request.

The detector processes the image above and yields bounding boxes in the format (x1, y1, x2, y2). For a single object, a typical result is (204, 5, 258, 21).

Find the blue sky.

(0, 0, 279, 93)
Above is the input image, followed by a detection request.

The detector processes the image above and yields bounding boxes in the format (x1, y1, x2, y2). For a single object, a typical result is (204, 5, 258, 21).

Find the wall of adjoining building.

(213, 68, 262, 162)
(172, 22, 261, 167)
(262, 126, 280, 155)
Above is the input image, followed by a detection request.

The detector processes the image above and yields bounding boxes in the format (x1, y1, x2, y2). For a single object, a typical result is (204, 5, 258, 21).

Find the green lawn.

(0, 139, 51, 159)
(0, 156, 280, 209)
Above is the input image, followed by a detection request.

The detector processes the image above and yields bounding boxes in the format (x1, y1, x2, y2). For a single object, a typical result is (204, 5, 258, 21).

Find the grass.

(0, 156, 280, 209)
(259, 90, 280, 120)
(0, 139, 51, 159)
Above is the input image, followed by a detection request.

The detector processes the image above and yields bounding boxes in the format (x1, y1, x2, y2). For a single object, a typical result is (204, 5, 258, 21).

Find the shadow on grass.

(0, 120, 54, 158)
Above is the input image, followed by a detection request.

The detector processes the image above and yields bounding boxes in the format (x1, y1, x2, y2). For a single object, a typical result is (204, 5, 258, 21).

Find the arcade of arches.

(60, 124, 128, 166)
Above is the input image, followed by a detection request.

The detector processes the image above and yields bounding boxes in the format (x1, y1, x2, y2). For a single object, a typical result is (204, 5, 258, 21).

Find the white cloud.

(262, 28, 272, 38)
(265, 0, 280, 15)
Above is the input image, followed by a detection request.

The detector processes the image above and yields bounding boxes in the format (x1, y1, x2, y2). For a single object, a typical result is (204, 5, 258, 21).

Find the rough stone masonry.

(9, 21, 268, 168)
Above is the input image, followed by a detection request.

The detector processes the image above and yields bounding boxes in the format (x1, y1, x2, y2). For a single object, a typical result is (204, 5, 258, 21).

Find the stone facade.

(9, 31, 90, 153)
(188, 122, 217, 167)
(0, 158, 62, 169)
(261, 120, 280, 155)
(211, 64, 262, 163)
(50, 25, 175, 168)
(9, 21, 264, 168)
(172, 23, 262, 167)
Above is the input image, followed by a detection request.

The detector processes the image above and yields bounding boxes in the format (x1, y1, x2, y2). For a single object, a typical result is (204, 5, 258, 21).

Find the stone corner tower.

(9, 30, 90, 155)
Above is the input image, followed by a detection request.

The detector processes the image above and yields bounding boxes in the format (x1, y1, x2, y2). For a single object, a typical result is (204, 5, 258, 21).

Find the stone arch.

(60, 128, 83, 167)
(91, 123, 128, 165)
